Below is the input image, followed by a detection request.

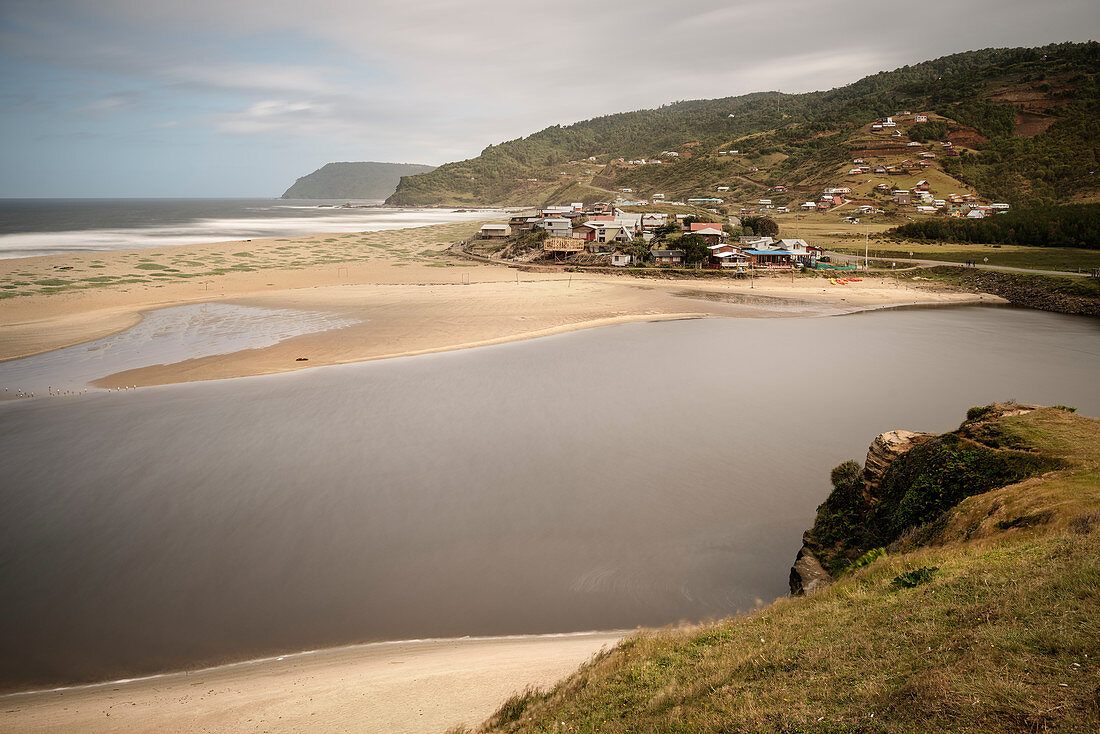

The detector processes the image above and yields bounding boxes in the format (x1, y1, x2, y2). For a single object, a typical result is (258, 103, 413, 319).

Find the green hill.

(389, 42, 1100, 209)
(282, 161, 436, 200)
(456, 405, 1100, 733)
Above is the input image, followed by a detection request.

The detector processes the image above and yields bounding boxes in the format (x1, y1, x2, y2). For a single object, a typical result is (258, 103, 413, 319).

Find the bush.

(890, 566, 938, 589)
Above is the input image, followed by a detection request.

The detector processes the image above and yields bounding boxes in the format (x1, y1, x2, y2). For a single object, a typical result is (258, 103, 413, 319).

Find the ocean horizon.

(0, 198, 502, 259)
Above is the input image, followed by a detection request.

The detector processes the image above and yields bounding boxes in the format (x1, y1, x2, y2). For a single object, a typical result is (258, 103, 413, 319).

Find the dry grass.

(476, 409, 1100, 733)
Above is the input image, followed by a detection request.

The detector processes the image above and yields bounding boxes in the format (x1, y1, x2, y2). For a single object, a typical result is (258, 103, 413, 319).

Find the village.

(475, 110, 1013, 272)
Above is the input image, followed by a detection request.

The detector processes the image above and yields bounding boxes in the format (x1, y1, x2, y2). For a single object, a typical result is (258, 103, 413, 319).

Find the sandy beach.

(0, 632, 626, 733)
(0, 218, 997, 390)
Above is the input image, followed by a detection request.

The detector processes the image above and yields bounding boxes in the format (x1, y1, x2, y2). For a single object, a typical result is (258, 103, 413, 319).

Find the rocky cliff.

(790, 403, 1062, 595)
(282, 161, 436, 200)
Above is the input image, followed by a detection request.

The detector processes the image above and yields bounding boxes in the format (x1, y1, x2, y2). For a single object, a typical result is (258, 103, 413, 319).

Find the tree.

(678, 234, 709, 264)
(742, 215, 779, 237)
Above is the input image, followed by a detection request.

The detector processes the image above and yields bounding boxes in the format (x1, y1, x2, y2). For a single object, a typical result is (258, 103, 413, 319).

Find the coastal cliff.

(789, 403, 1066, 593)
(465, 404, 1100, 733)
(281, 161, 436, 200)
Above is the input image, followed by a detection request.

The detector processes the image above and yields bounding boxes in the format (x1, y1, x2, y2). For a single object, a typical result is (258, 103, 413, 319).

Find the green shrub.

(890, 566, 938, 589)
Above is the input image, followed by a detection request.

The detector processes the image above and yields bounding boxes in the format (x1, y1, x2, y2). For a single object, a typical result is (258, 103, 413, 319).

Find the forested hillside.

(282, 161, 435, 200)
(388, 42, 1100, 207)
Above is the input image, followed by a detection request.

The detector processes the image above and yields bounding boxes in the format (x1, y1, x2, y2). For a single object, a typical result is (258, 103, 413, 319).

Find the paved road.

(825, 251, 1090, 277)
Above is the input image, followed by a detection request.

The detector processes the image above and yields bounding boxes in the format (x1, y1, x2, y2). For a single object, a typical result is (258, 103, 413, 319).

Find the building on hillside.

(478, 224, 511, 239)
(650, 249, 685, 265)
(801, 201, 817, 210)
(690, 227, 725, 246)
(915, 114, 929, 123)
(893, 192, 912, 205)
(535, 218, 573, 238)
(610, 250, 634, 267)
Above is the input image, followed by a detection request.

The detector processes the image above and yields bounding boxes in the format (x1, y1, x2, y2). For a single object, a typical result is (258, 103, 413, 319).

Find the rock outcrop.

(863, 430, 935, 498)
(789, 543, 832, 596)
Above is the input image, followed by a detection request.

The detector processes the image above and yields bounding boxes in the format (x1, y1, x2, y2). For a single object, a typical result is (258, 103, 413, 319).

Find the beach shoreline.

(0, 219, 1001, 390)
(1, 631, 628, 733)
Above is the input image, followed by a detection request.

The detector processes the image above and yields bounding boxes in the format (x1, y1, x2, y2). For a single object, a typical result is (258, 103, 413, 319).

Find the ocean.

(0, 198, 503, 259)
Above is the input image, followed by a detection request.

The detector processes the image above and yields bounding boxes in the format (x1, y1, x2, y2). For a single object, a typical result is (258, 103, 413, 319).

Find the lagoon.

(0, 306, 1097, 690)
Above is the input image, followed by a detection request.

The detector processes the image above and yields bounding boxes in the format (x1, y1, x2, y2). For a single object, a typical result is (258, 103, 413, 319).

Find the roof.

(480, 224, 510, 230)
(692, 228, 723, 236)
(651, 249, 684, 257)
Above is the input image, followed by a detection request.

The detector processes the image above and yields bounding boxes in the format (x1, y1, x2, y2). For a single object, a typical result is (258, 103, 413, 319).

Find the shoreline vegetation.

(459, 404, 1100, 733)
(0, 218, 997, 391)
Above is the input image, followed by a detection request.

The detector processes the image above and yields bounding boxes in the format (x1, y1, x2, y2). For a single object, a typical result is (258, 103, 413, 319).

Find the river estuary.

(1, 305, 1097, 689)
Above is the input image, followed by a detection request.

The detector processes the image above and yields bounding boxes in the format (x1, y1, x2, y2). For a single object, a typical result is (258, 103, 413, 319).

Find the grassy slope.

(392, 43, 1100, 209)
(462, 408, 1100, 733)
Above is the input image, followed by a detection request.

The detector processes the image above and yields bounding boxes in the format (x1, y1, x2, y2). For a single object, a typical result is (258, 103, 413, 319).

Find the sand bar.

(0, 219, 998, 389)
(0, 632, 626, 733)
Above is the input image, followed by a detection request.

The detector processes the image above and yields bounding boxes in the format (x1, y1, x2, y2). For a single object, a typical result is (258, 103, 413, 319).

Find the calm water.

(0, 199, 501, 258)
(0, 307, 1097, 689)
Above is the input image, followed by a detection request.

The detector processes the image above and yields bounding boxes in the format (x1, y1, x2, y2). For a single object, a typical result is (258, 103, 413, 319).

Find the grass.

(463, 408, 1100, 734)
(833, 242, 1100, 272)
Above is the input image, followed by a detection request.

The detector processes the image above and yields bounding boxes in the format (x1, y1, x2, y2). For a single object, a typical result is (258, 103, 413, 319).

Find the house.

(991, 203, 1011, 211)
(919, 152, 936, 159)
(687, 197, 724, 205)
(872, 123, 883, 131)
(577, 222, 633, 245)
(710, 243, 750, 269)
(907, 141, 922, 147)
(873, 166, 887, 174)
(882, 117, 897, 128)
(641, 213, 669, 230)
(509, 215, 534, 231)
(915, 114, 929, 123)
(744, 249, 794, 268)
(650, 249, 685, 265)
(916, 205, 936, 214)
(691, 227, 725, 246)
(801, 201, 818, 210)
(478, 224, 511, 239)
(535, 218, 573, 238)
(893, 192, 911, 205)
(913, 180, 930, 191)
(610, 249, 634, 267)
(967, 209, 986, 219)
(773, 185, 788, 192)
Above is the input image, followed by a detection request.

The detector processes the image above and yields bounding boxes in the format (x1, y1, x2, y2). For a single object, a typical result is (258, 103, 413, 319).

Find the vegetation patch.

(890, 566, 939, 589)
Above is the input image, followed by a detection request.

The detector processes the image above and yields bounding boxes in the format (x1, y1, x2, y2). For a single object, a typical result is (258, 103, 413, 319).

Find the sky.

(0, 0, 1097, 198)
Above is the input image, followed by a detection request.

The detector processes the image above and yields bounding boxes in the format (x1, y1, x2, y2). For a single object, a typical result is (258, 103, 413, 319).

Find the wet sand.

(0, 220, 996, 389)
(0, 632, 625, 734)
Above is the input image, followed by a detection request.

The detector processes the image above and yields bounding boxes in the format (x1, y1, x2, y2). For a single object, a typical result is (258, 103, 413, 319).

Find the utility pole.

(864, 223, 869, 272)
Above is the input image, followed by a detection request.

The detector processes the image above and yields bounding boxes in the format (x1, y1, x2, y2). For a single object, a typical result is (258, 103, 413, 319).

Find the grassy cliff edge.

(459, 405, 1100, 733)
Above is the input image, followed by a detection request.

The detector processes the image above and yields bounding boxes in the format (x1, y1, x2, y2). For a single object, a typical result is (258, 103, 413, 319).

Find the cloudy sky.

(1, 0, 1096, 197)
